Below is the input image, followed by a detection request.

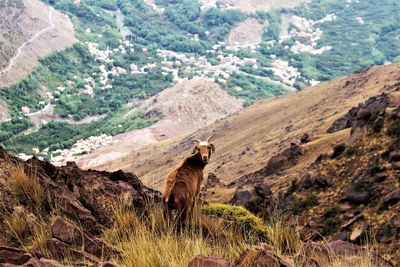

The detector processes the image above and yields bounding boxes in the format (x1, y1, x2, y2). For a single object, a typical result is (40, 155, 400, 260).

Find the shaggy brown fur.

(163, 137, 215, 228)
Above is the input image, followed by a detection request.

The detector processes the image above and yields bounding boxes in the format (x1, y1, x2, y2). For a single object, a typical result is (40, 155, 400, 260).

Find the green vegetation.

(274, 0, 400, 80)
(292, 194, 319, 215)
(202, 203, 269, 241)
(0, 118, 33, 143)
(323, 205, 342, 235)
(221, 73, 289, 106)
(2, 0, 400, 156)
(5, 109, 156, 154)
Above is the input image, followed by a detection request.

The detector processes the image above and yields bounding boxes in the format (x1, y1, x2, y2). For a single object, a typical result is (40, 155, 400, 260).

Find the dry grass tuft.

(2, 207, 34, 242)
(9, 164, 45, 207)
(265, 219, 302, 256)
(103, 205, 245, 267)
(1, 206, 51, 255)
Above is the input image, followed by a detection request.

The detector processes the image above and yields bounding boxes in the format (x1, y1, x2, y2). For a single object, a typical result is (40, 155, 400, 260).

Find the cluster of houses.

(270, 59, 300, 87)
(18, 134, 114, 165)
(82, 39, 138, 94)
(280, 15, 333, 55)
(156, 46, 259, 84)
(199, 0, 235, 11)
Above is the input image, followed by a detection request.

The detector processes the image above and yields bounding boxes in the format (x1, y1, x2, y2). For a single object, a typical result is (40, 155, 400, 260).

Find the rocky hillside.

(227, 91, 400, 264)
(79, 62, 400, 265)
(0, 146, 160, 266)
(1, 63, 400, 265)
(0, 145, 395, 266)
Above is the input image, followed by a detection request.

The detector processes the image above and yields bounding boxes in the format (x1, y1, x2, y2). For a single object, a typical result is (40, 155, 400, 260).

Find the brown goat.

(162, 134, 216, 228)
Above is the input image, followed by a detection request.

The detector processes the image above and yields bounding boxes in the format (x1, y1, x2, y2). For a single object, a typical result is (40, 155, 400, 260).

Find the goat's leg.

(163, 207, 173, 226)
(175, 201, 191, 231)
(181, 204, 192, 230)
(163, 198, 174, 227)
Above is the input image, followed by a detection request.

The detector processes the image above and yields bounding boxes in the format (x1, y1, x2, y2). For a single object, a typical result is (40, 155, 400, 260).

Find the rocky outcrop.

(26, 158, 161, 229)
(235, 244, 293, 267)
(0, 246, 64, 266)
(231, 143, 304, 187)
(230, 183, 272, 214)
(48, 218, 122, 263)
(0, 146, 161, 265)
(0, 146, 161, 233)
(327, 93, 389, 136)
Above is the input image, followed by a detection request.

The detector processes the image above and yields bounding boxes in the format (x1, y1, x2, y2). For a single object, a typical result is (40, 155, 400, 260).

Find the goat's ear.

(210, 143, 216, 153)
(191, 146, 198, 154)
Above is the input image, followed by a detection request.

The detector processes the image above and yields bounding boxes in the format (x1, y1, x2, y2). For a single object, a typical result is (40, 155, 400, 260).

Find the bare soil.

(0, 0, 76, 88)
(227, 18, 268, 47)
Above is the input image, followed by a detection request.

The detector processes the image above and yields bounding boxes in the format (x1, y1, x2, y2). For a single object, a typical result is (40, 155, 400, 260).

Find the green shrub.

(323, 205, 342, 235)
(292, 194, 319, 215)
(201, 204, 268, 241)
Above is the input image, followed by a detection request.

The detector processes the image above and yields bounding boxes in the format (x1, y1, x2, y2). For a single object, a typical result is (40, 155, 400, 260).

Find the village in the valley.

(17, 2, 340, 165)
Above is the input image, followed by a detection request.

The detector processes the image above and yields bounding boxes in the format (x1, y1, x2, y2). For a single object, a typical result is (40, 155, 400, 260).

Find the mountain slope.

(93, 63, 400, 195)
(76, 78, 243, 169)
(0, 0, 76, 87)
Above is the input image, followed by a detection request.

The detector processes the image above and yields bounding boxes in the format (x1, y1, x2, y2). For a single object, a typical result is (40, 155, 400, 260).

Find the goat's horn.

(193, 139, 201, 144)
(206, 132, 215, 142)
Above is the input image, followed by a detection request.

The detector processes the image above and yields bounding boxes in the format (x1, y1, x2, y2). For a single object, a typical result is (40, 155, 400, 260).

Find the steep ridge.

(97, 63, 400, 197)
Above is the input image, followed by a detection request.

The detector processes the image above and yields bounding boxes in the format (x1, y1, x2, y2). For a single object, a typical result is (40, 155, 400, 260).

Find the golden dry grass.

(9, 164, 45, 207)
(102, 204, 379, 267)
(2, 206, 51, 255)
(103, 205, 246, 267)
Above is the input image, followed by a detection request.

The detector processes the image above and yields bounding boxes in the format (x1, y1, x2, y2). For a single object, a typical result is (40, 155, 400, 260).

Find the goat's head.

(192, 133, 216, 164)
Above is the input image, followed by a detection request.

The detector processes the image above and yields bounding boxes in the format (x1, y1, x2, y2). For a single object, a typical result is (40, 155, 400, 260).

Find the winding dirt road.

(0, 6, 54, 75)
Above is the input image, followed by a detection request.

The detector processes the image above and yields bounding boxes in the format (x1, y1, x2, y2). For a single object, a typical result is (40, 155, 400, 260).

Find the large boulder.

(235, 244, 293, 267)
(0, 246, 64, 266)
(27, 159, 161, 228)
(341, 184, 372, 204)
(230, 183, 272, 214)
(47, 238, 101, 264)
(188, 256, 234, 267)
(327, 94, 389, 140)
(50, 218, 122, 260)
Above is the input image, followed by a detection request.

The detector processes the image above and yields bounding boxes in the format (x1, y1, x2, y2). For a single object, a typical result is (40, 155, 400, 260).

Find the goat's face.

(192, 134, 216, 164)
(193, 143, 215, 164)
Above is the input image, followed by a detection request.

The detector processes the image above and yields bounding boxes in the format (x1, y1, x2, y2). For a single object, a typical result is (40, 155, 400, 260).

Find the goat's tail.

(165, 192, 175, 209)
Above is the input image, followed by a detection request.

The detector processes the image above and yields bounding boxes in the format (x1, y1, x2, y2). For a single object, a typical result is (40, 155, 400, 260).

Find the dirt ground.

(0, 0, 76, 88)
(227, 18, 268, 47)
